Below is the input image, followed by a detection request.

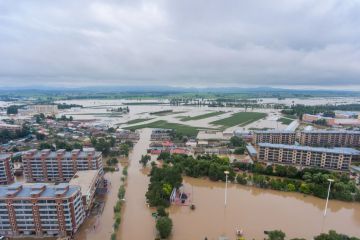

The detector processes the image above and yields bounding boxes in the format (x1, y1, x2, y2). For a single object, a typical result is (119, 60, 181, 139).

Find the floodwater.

(75, 170, 122, 240)
(169, 177, 360, 240)
(118, 128, 157, 239)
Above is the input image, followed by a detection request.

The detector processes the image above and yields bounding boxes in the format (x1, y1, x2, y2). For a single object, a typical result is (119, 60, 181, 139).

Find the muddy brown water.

(75, 128, 360, 240)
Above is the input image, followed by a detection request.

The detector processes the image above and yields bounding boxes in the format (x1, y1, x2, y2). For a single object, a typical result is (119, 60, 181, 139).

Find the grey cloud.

(0, 0, 360, 88)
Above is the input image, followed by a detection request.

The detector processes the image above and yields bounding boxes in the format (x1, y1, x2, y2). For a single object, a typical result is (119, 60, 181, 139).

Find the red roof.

(162, 141, 174, 147)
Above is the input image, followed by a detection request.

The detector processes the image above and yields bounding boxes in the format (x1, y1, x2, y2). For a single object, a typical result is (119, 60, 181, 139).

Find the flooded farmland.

(61, 99, 360, 239)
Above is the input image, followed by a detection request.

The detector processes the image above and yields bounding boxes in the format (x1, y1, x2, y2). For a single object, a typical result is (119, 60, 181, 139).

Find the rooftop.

(69, 170, 100, 196)
(254, 130, 295, 134)
(24, 149, 102, 159)
(302, 130, 360, 134)
(0, 153, 11, 161)
(0, 183, 80, 199)
(258, 143, 360, 155)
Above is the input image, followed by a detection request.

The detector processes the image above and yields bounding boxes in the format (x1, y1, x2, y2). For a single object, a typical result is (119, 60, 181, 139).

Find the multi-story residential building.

(0, 123, 22, 134)
(29, 104, 59, 115)
(0, 154, 14, 185)
(22, 149, 103, 183)
(252, 130, 296, 145)
(300, 130, 360, 147)
(0, 183, 85, 238)
(151, 129, 172, 141)
(69, 170, 101, 213)
(258, 143, 360, 171)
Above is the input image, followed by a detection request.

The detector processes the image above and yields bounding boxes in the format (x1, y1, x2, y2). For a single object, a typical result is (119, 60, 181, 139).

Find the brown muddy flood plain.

(169, 177, 360, 240)
(73, 128, 360, 240)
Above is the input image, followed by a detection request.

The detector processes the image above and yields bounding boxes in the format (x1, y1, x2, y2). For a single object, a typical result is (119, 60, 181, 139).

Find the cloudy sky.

(0, 0, 360, 89)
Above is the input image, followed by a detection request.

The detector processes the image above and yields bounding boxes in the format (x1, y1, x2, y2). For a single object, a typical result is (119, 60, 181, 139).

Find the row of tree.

(232, 162, 360, 202)
(263, 229, 359, 240)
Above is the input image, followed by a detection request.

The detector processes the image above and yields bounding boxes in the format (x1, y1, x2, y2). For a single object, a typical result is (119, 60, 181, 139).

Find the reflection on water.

(168, 177, 360, 239)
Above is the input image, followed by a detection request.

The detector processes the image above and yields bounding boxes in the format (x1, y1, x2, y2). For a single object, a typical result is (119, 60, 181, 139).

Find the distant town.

(0, 91, 359, 240)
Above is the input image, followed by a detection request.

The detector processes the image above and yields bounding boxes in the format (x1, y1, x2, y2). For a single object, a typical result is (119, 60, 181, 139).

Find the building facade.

(22, 149, 103, 183)
(0, 154, 14, 185)
(29, 105, 59, 115)
(258, 143, 359, 171)
(0, 123, 22, 133)
(0, 183, 85, 238)
(151, 129, 172, 141)
(69, 170, 101, 213)
(300, 130, 360, 147)
(252, 130, 296, 145)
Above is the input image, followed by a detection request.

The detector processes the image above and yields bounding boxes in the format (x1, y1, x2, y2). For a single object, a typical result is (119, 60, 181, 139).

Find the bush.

(156, 216, 173, 239)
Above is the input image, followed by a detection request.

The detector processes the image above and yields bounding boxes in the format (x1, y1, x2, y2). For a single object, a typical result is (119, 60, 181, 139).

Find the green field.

(124, 120, 200, 137)
(180, 111, 225, 121)
(125, 118, 153, 125)
(283, 114, 297, 120)
(210, 112, 267, 128)
(277, 117, 294, 125)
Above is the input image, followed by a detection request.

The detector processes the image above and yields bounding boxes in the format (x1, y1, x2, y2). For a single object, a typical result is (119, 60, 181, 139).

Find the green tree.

(140, 154, 151, 167)
(266, 230, 286, 240)
(156, 216, 173, 239)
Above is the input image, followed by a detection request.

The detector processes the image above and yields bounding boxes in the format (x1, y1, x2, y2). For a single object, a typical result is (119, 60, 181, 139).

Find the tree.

(156, 216, 172, 239)
(156, 206, 168, 217)
(7, 105, 18, 115)
(140, 154, 151, 167)
(314, 230, 360, 240)
(266, 230, 286, 240)
(229, 136, 245, 147)
(234, 147, 245, 155)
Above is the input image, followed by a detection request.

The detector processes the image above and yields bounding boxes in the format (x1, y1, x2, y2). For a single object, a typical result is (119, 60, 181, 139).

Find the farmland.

(180, 111, 225, 121)
(124, 120, 201, 137)
(210, 112, 267, 129)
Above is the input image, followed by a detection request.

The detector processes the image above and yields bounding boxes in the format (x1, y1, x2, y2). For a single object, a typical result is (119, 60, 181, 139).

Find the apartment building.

(29, 104, 59, 115)
(0, 154, 14, 185)
(300, 130, 360, 147)
(0, 183, 85, 238)
(252, 130, 296, 145)
(258, 143, 360, 171)
(22, 149, 103, 183)
(151, 128, 172, 141)
(0, 123, 22, 134)
(69, 170, 101, 213)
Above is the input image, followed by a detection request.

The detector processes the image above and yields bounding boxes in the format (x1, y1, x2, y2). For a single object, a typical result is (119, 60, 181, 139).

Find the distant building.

(258, 143, 360, 171)
(116, 129, 140, 142)
(302, 113, 360, 126)
(69, 170, 101, 213)
(0, 123, 22, 133)
(0, 153, 14, 185)
(246, 144, 258, 160)
(22, 149, 103, 182)
(0, 183, 85, 238)
(151, 128, 172, 141)
(196, 130, 231, 147)
(300, 130, 360, 147)
(252, 130, 296, 145)
(29, 105, 58, 115)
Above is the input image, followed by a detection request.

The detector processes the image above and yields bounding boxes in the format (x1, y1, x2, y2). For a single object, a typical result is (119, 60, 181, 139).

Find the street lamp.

(224, 171, 229, 207)
(323, 179, 334, 216)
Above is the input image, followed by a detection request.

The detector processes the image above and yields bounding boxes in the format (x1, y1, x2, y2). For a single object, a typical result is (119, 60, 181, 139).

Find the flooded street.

(57, 100, 360, 239)
(118, 128, 156, 239)
(169, 177, 360, 240)
(75, 170, 122, 240)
